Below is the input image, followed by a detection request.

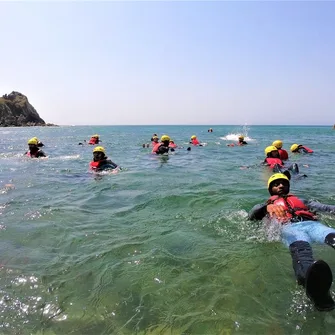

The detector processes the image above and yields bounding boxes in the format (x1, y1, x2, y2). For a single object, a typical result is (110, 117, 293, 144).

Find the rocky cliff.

(0, 91, 51, 127)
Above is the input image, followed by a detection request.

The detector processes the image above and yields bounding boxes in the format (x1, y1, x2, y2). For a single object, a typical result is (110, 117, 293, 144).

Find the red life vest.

(89, 161, 100, 170)
(192, 139, 200, 146)
(88, 137, 98, 145)
(169, 143, 177, 148)
(152, 143, 161, 153)
(278, 149, 288, 160)
(300, 145, 313, 153)
(265, 157, 284, 169)
(267, 194, 317, 222)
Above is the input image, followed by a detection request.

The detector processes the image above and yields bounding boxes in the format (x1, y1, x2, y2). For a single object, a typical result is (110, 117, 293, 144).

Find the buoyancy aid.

(89, 161, 100, 170)
(278, 149, 288, 160)
(152, 143, 161, 153)
(191, 139, 200, 146)
(300, 145, 313, 153)
(88, 137, 98, 145)
(265, 157, 284, 169)
(267, 194, 317, 222)
(169, 143, 177, 148)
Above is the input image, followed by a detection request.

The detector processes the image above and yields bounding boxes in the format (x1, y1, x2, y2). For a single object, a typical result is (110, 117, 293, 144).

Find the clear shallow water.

(0, 125, 335, 334)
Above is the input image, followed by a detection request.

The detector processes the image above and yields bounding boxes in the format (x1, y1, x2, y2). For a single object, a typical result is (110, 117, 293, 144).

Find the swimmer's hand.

(267, 204, 288, 222)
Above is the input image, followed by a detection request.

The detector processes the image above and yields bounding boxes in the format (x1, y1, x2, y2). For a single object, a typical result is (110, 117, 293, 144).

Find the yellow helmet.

(264, 145, 278, 155)
(267, 173, 289, 189)
(28, 138, 38, 145)
(93, 146, 106, 154)
(191, 135, 197, 139)
(152, 136, 159, 140)
(238, 135, 244, 140)
(93, 134, 99, 138)
(290, 144, 299, 152)
(161, 135, 170, 142)
(272, 140, 283, 149)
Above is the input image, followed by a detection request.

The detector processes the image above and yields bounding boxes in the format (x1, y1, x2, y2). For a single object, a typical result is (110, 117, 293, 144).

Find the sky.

(1, 1, 334, 126)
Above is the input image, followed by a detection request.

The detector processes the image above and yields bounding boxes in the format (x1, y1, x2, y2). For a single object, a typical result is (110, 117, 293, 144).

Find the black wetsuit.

(93, 159, 118, 171)
(155, 144, 170, 155)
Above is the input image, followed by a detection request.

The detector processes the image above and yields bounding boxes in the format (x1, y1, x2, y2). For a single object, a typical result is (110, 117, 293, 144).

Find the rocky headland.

(0, 91, 56, 127)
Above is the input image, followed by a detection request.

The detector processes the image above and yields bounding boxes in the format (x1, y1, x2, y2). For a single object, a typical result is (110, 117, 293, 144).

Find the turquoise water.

(0, 125, 335, 334)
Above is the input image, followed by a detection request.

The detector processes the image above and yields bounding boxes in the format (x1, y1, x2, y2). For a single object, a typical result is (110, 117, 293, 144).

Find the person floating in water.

(190, 135, 202, 146)
(249, 173, 335, 311)
(88, 135, 101, 145)
(208, 128, 213, 133)
(152, 135, 172, 154)
(89, 146, 119, 172)
(237, 135, 248, 146)
(25, 138, 46, 158)
(272, 140, 288, 160)
(227, 135, 247, 147)
(263, 146, 299, 174)
(151, 133, 158, 141)
(151, 136, 159, 147)
(169, 140, 177, 149)
(291, 144, 313, 154)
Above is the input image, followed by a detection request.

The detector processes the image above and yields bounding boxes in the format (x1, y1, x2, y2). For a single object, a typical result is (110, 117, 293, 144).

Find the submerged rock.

(0, 91, 55, 127)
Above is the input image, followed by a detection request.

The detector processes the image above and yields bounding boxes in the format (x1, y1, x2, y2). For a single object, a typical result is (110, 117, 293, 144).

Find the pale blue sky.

(1, 1, 334, 126)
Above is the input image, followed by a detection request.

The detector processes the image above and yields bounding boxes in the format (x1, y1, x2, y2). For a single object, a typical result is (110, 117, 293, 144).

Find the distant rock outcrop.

(0, 91, 54, 127)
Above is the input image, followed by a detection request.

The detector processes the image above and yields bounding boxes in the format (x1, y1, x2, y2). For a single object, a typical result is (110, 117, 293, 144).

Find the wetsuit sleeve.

(105, 160, 118, 169)
(248, 203, 268, 220)
(306, 200, 335, 214)
(37, 151, 46, 157)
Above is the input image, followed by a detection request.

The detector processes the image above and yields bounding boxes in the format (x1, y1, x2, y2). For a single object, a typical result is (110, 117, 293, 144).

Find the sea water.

(0, 125, 335, 334)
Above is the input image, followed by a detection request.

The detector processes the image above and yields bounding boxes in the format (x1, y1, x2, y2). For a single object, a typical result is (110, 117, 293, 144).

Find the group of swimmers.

(263, 140, 313, 176)
(143, 133, 204, 151)
(25, 136, 120, 172)
(23, 132, 335, 311)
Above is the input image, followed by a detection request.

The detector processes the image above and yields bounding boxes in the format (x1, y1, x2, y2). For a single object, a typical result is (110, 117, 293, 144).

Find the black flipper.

(305, 260, 335, 311)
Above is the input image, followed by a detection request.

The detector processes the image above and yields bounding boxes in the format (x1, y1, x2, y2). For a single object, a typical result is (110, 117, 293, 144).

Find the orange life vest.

(267, 194, 317, 222)
(265, 157, 284, 169)
(89, 161, 100, 170)
(88, 137, 98, 145)
(278, 149, 288, 160)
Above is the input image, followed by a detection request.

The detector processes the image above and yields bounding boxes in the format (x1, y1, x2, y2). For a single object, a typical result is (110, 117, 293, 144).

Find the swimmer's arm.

(105, 160, 119, 169)
(248, 203, 267, 220)
(306, 200, 335, 214)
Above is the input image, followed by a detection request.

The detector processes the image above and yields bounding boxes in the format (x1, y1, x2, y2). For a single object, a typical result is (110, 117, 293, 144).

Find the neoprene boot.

(325, 233, 335, 249)
(289, 241, 314, 285)
(305, 260, 334, 311)
(289, 240, 334, 311)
